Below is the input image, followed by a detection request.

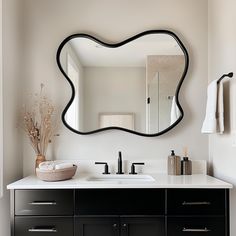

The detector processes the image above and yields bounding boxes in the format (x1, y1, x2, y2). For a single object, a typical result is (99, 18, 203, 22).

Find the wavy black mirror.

(56, 30, 189, 137)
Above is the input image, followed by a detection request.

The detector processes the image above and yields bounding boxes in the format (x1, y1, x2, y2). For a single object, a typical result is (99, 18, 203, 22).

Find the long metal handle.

(28, 227, 57, 232)
(182, 227, 211, 232)
(29, 201, 57, 206)
(182, 201, 211, 206)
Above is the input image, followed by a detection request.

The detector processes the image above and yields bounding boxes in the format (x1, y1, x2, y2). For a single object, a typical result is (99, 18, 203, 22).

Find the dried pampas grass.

(20, 83, 59, 156)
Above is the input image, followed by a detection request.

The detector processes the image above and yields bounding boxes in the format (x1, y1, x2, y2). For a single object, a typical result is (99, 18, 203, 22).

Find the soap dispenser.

(181, 147, 192, 175)
(168, 150, 181, 175)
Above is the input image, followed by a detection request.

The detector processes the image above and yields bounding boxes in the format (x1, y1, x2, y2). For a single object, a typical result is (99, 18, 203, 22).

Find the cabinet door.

(75, 217, 119, 236)
(120, 217, 165, 236)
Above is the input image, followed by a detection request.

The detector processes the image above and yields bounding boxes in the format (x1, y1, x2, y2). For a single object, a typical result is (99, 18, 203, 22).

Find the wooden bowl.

(36, 165, 77, 182)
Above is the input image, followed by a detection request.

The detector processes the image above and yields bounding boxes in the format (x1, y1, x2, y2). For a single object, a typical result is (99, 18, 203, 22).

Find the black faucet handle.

(95, 162, 110, 174)
(129, 162, 145, 175)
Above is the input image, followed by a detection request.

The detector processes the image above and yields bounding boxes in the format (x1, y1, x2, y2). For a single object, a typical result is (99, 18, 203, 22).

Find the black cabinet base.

(11, 189, 230, 236)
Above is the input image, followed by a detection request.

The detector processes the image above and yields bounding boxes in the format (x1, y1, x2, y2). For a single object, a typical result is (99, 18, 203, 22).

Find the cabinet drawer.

(76, 189, 165, 215)
(167, 189, 227, 215)
(15, 190, 74, 216)
(15, 217, 73, 236)
(167, 217, 226, 236)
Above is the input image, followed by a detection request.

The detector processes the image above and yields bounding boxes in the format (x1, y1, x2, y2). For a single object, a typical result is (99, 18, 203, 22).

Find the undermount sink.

(86, 174, 155, 182)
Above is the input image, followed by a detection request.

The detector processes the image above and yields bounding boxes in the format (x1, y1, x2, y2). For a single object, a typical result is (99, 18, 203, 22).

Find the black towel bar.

(217, 72, 234, 84)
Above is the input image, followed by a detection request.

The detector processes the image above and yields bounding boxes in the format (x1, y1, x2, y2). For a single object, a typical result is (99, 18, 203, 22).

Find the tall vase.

(35, 154, 46, 170)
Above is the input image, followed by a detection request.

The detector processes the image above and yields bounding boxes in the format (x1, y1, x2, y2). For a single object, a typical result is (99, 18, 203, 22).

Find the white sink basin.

(87, 174, 155, 183)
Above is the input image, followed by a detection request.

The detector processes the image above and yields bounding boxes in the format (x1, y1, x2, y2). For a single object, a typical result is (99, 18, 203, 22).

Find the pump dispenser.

(168, 150, 181, 175)
(181, 147, 192, 175)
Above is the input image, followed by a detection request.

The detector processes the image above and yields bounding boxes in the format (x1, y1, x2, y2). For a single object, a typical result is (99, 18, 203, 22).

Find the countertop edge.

(7, 174, 233, 190)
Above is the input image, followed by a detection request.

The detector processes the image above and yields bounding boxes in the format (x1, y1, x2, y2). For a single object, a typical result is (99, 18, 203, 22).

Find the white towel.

(55, 163, 74, 170)
(170, 96, 181, 125)
(217, 81, 224, 134)
(201, 79, 224, 134)
(39, 161, 55, 171)
(39, 161, 74, 171)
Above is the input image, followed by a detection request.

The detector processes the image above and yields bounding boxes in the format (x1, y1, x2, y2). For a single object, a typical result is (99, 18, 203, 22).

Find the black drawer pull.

(29, 201, 57, 206)
(182, 227, 211, 232)
(28, 227, 57, 233)
(182, 201, 211, 206)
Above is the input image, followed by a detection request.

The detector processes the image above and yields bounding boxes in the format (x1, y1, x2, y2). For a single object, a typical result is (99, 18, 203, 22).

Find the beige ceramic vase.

(35, 154, 46, 170)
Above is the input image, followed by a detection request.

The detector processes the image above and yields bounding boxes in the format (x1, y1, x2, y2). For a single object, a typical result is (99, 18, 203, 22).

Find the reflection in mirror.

(57, 31, 188, 136)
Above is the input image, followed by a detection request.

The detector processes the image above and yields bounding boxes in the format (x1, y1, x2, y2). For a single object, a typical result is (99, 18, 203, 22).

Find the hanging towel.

(217, 81, 224, 134)
(170, 96, 181, 125)
(201, 79, 224, 134)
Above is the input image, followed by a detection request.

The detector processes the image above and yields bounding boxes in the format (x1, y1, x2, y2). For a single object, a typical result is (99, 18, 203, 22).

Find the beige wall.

(0, 0, 23, 235)
(146, 55, 185, 131)
(84, 67, 146, 132)
(21, 0, 209, 175)
(60, 42, 85, 130)
(0, 0, 2, 198)
(208, 0, 236, 235)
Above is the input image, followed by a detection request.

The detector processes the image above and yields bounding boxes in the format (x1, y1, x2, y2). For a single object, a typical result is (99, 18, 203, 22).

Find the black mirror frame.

(56, 30, 189, 137)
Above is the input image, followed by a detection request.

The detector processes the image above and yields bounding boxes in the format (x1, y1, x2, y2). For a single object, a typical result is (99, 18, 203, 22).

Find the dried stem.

(20, 84, 59, 157)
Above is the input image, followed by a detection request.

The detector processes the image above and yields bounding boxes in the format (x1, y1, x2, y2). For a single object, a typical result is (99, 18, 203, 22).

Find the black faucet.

(116, 151, 124, 174)
(129, 162, 145, 174)
(95, 162, 110, 174)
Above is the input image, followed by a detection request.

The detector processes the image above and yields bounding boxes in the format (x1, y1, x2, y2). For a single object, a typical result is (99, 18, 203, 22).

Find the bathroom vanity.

(8, 174, 232, 236)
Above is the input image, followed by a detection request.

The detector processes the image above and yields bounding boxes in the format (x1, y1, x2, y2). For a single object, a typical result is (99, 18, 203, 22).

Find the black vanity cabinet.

(11, 188, 229, 236)
(75, 189, 165, 236)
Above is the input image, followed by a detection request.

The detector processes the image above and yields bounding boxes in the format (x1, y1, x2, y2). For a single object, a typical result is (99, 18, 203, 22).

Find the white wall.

(0, 0, 23, 235)
(208, 0, 236, 235)
(21, 0, 209, 176)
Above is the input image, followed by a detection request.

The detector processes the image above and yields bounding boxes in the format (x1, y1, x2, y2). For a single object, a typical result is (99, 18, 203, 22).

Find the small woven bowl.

(36, 165, 77, 182)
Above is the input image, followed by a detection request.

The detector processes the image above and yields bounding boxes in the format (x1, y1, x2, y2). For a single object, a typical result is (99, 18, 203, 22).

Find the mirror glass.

(58, 31, 188, 136)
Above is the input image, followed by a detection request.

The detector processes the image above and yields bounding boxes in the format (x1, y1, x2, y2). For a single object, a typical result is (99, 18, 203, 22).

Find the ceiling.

(70, 34, 184, 67)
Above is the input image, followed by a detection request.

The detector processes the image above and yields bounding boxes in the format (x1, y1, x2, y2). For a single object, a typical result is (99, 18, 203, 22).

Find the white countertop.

(7, 174, 233, 189)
